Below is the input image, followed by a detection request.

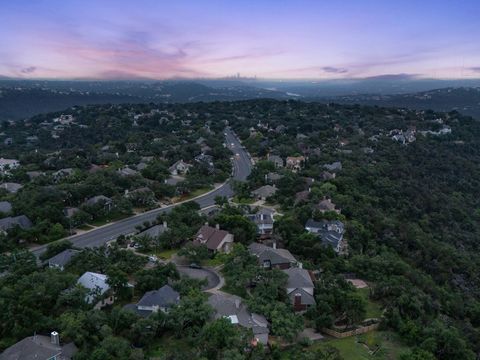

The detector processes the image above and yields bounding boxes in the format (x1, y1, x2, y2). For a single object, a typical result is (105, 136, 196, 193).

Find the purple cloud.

(469, 67, 480, 72)
(322, 66, 348, 74)
(20, 66, 36, 74)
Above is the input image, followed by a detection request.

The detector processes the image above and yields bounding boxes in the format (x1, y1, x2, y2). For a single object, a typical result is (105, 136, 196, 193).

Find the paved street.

(32, 127, 251, 256)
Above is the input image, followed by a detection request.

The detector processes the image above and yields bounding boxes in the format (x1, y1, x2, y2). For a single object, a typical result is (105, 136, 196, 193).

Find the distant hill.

(0, 80, 290, 120)
(325, 87, 480, 119)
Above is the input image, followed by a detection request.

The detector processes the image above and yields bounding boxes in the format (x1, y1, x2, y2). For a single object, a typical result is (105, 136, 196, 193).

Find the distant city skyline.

(1, 0, 480, 80)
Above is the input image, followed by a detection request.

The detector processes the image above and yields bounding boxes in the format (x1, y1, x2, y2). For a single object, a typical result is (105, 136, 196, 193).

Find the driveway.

(177, 266, 221, 291)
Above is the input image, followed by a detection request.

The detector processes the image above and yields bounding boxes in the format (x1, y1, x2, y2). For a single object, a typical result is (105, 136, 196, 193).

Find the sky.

(1, 0, 480, 80)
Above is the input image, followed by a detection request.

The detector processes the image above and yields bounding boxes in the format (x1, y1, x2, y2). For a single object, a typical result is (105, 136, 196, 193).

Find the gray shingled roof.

(0, 215, 32, 231)
(137, 224, 167, 238)
(287, 287, 316, 305)
(248, 243, 297, 266)
(137, 285, 180, 308)
(0, 335, 77, 360)
(0, 201, 12, 214)
(283, 268, 314, 289)
(47, 249, 80, 268)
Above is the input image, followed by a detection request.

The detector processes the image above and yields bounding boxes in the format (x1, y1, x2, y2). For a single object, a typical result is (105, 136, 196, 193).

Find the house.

(3, 138, 13, 146)
(0, 215, 33, 233)
(194, 153, 214, 172)
(47, 249, 80, 271)
(286, 156, 305, 172)
(248, 243, 297, 269)
(294, 189, 310, 205)
(63, 207, 80, 219)
(52, 168, 74, 182)
(319, 171, 336, 181)
(124, 285, 180, 316)
(251, 185, 277, 201)
(267, 154, 284, 168)
(117, 167, 138, 177)
(265, 172, 283, 184)
(0, 331, 77, 360)
(137, 222, 168, 239)
(169, 160, 191, 176)
(208, 293, 270, 345)
(0, 182, 23, 193)
(193, 224, 234, 253)
(77, 272, 110, 304)
(26, 171, 45, 180)
(247, 211, 274, 236)
(83, 195, 113, 211)
(0, 158, 19, 174)
(0, 201, 12, 214)
(305, 219, 345, 254)
(314, 198, 341, 214)
(323, 161, 342, 172)
(283, 268, 316, 312)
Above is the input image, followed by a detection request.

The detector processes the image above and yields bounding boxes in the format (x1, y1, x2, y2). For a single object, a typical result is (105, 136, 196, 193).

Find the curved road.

(32, 127, 251, 256)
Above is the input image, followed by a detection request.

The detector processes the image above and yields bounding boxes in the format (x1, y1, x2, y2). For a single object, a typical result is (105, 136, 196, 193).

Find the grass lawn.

(155, 248, 177, 260)
(90, 213, 132, 227)
(76, 224, 94, 230)
(202, 253, 228, 267)
(232, 196, 255, 204)
(176, 187, 213, 202)
(315, 331, 410, 360)
(357, 287, 384, 319)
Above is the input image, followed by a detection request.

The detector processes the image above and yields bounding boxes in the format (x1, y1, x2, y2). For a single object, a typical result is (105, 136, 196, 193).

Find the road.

(32, 127, 251, 256)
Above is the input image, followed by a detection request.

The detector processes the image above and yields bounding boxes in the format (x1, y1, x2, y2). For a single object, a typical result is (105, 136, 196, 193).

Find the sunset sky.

(1, 0, 480, 80)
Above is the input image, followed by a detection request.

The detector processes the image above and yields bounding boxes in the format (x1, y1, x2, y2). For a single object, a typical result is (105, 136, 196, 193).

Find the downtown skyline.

(1, 0, 480, 80)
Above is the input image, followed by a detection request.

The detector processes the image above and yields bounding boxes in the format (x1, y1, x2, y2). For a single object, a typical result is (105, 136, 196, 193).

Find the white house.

(0, 158, 19, 174)
(77, 272, 110, 304)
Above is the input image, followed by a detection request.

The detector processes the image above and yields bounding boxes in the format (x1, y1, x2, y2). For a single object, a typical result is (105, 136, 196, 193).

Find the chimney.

(272, 242, 277, 249)
(308, 187, 311, 193)
(50, 331, 60, 346)
(294, 293, 302, 308)
(205, 221, 209, 226)
(215, 223, 220, 230)
(163, 221, 168, 229)
(235, 298, 240, 309)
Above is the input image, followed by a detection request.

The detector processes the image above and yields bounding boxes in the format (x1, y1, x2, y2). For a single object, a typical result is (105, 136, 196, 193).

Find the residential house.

(286, 156, 305, 172)
(248, 243, 297, 269)
(137, 222, 168, 239)
(265, 172, 283, 184)
(323, 161, 342, 172)
(77, 272, 110, 304)
(124, 285, 180, 317)
(26, 171, 45, 180)
(194, 153, 214, 172)
(251, 185, 277, 201)
(267, 154, 284, 168)
(193, 224, 234, 253)
(0, 201, 12, 214)
(47, 249, 80, 271)
(208, 293, 270, 345)
(63, 207, 80, 219)
(0, 182, 23, 193)
(169, 160, 191, 176)
(0, 215, 32, 233)
(319, 171, 336, 181)
(117, 167, 138, 177)
(0, 158, 19, 174)
(314, 198, 341, 214)
(0, 332, 77, 360)
(283, 268, 316, 312)
(247, 210, 274, 236)
(83, 195, 113, 211)
(294, 189, 311, 205)
(305, 219, 345, 254)
(3, 138, 13, 146)
(52, 168, 74, 182)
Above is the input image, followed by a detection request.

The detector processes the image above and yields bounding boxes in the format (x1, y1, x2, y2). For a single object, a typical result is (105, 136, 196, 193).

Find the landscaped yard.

(316, 331, 410, 360)
(146, 335, 191, 358)
(357, 287, 384, 319)
(155, 248, 177, 260)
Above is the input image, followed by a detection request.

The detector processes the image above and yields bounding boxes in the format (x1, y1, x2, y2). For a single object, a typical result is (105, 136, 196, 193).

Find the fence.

(321, 322, 380, 338)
